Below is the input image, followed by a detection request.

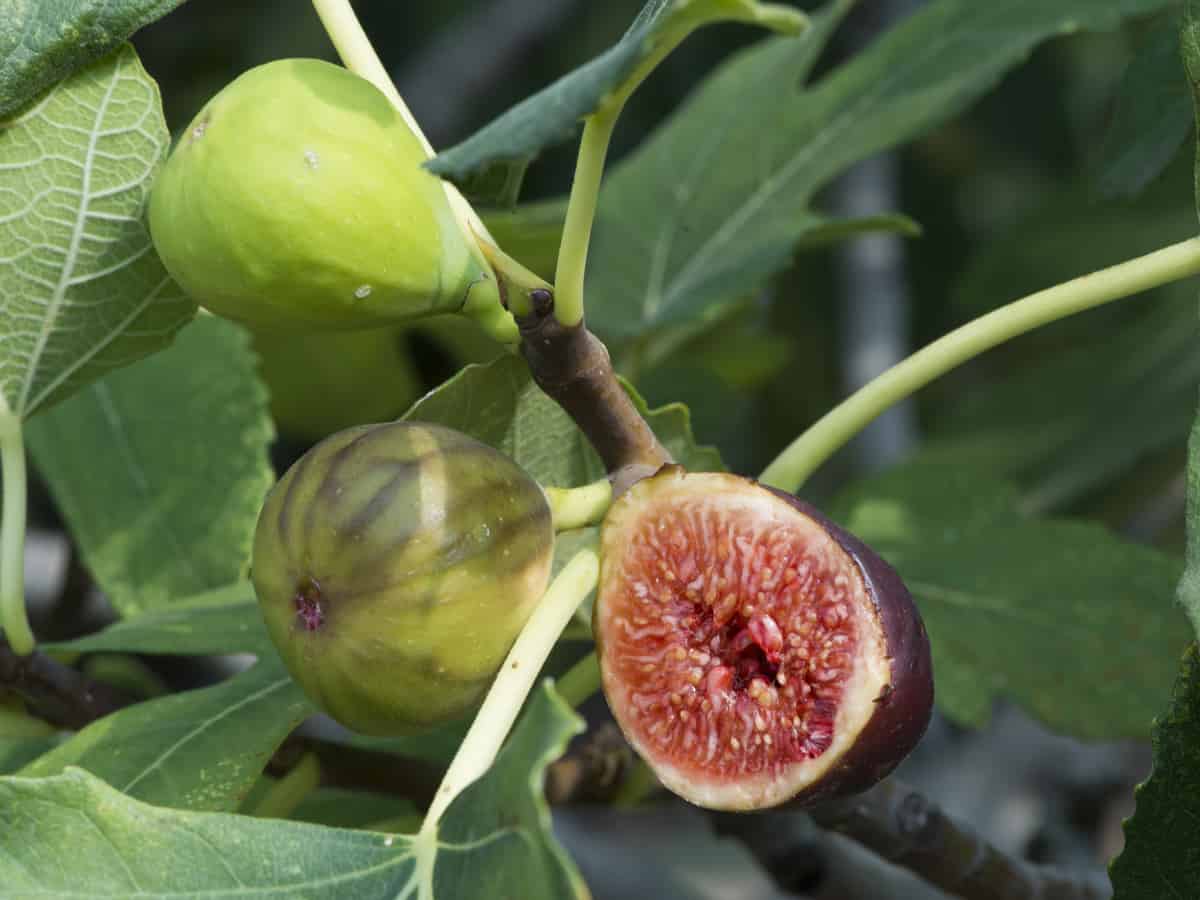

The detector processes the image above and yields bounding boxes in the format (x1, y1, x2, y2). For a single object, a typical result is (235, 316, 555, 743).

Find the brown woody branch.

(516, 296, 671, 495)
(0, 637, 128, 730)
(714, 778, 1112, 900)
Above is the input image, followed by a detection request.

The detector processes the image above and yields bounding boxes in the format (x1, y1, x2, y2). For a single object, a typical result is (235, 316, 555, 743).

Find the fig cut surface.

(595, 468, 933, 811)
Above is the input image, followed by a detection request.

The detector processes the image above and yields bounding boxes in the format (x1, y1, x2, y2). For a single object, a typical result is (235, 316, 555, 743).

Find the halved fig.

(594, 467, 933, 811)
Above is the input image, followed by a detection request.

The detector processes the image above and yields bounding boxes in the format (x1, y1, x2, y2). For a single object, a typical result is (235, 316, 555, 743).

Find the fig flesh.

(252, 422, 554, 735)
(149, 59, 496, 331)
(594, 468, 933, 811)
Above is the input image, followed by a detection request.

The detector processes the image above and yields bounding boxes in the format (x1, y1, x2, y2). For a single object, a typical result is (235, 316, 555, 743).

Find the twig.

(714, 778, 1112, 900)
(545, 722, 633, 805)
(0, 637, 128, 730)
(516, 296, 671, 494)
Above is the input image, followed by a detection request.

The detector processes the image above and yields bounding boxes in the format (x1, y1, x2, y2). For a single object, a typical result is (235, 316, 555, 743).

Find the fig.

(594, 467, 933, 811)
(252, 421, 554, 735)
(149, 59, 500, 332)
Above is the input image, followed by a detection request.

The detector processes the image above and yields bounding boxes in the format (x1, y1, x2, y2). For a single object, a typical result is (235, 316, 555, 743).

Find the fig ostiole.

(594, 467, 933, 812)
(252, 421, 554, 736)
(149, 58, 508, 336)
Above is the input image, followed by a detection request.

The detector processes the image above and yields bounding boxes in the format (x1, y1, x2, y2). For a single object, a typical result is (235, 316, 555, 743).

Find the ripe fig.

(149, 59, 499, 332)
(594, 467, 933, 811)
(252, 422, 554, 735)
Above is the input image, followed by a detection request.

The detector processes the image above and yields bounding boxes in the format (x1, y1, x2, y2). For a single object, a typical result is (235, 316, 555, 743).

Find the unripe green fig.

(149, 59, 502, 332)
(252, 421, 554, 735)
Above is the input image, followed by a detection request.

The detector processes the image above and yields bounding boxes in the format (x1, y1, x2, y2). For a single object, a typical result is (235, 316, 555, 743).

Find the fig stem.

(517, 308, 672, 489)
(544, 481, 613, 532)
(0, 405, 33, 657)
(554, 651, 601, 709)
(246, 752, 321, 820)
(418, 548, 599, 832)
(759, 236, 1200, 493)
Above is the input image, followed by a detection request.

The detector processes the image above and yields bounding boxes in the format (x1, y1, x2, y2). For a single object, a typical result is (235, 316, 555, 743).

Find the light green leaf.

(430, 682, 587, 898)
(429, 0, 805, 191)
(21, 656, 312, 812)
(403, 353, 723, 488)
(0, 44, 194, 420)
(0, 683, 584, 898)
(27, 317, 275, 617)
(1096, 10, 1193, 198)
(834, 462, 1190, 737)
(44, 580, 268, 657)
(588, 0, 1177, 339)
(0, 2, 186, 118)
(1110, 643, 1200, 898)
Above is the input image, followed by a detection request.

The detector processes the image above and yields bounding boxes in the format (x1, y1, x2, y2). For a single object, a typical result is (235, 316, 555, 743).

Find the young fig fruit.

(149, 59, 502, 333)
(594, 467, 933, 811)
(252, 421, 554, 735)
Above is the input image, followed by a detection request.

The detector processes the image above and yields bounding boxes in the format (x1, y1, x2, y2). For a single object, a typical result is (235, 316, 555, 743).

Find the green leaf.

(923, 285, 1200, 512)
(0, 735, 59, 773)
(428, 0, 806, 190)
(1184, 0, 1200, 215)
(1110, 643, 1200, 898)
(403, 353, 723, 488)
(0, 1, 186, 119)
(44, 581, 268, 657)
(834, 462, 1191, 738)
(21, 656, 312, 812)
(587, 0, 1178, 339)
(26, 317, 274, 617)
(0, 44, 195, 419)
(431, 682, 587, 898)
(0, 683, 583, 898)
(1096, 11, 1193, 198)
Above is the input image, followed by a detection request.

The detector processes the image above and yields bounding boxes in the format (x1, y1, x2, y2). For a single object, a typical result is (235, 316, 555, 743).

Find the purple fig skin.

(763, 486, 934, 807)
(595, 466, 934, 811)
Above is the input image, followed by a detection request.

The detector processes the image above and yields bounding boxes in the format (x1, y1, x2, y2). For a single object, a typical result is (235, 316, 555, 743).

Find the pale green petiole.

(0, 401, 32, 656)
(545, 479, 614, 532)
(554, 3, 809, 328)
(759, 236, 1200, 493)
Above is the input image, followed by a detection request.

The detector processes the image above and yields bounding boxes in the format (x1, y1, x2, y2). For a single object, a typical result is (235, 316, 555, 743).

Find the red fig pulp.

(594, 468, 933, 811)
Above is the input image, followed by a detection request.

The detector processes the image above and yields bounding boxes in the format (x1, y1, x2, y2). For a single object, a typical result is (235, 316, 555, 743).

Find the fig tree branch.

(759, 236, 1200, 493)
(516, 297, 672, 494)
(0, 637, 127, 730)
(715, 778, 1112, 900)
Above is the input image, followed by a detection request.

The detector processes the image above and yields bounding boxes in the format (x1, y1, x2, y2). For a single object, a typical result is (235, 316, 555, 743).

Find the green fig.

(149, 59, 505, 333)
(252, 422, 554, 735)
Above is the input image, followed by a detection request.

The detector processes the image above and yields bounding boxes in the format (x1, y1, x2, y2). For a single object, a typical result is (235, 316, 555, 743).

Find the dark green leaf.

(429, 0, 805, 189)
(27, 317, 275, 617)
(0, 2, 186, 119)
(834, 462, 1190, 737)
(1110, 643, 1200, 898)
(0, 44, 195, 419)
(1096, 11, 1193, 198)
(588, 0, 1178, 339)
(22, 656, 312, 812)
(1184, 0, 1200, 214)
